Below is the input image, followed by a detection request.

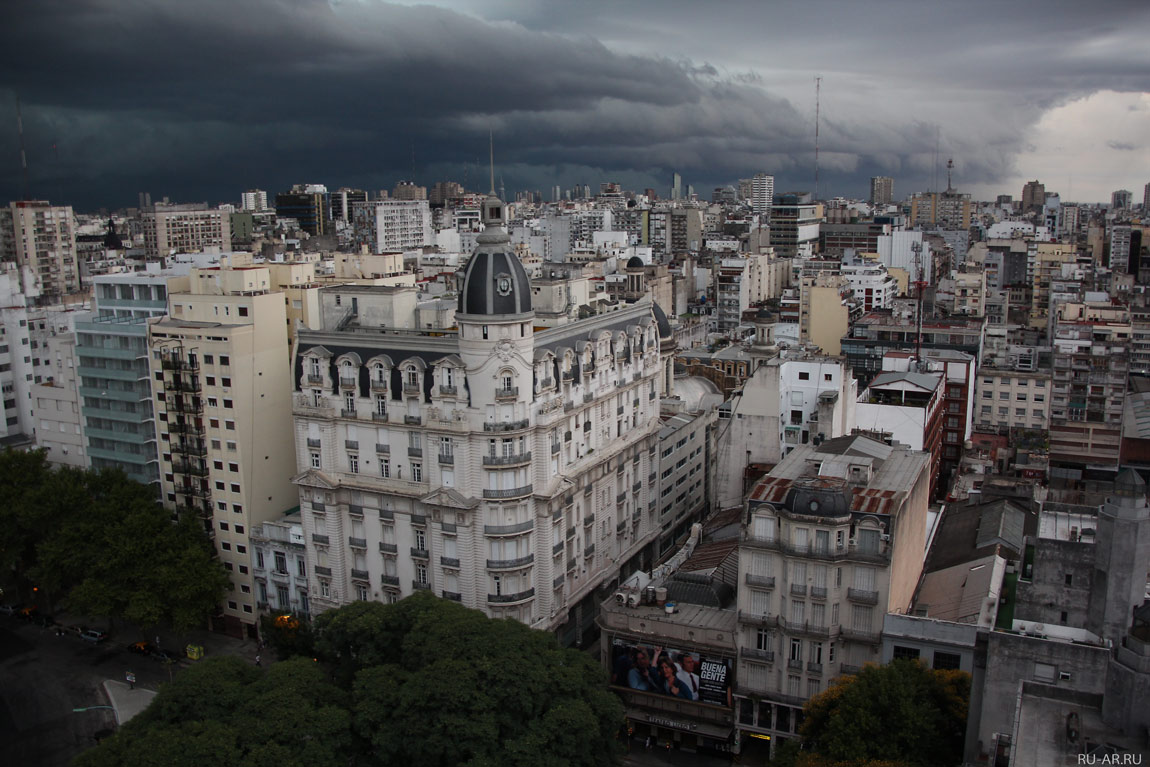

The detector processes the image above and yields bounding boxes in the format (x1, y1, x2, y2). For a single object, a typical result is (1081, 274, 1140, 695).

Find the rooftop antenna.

(814, 75, 822, 201)
(932, 128, 940, 193)
(489, 130, 496, 196)
(911, 240, 926, 365)
(946, 158, 954, 192)
(15, 92, 31, 200)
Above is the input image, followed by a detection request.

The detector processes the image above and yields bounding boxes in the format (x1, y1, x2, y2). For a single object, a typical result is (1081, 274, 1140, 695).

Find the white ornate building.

(291, 194, 678, 640)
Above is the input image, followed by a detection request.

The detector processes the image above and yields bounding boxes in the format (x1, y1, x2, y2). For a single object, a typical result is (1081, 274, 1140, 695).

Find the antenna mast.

(911, 240, 925, 364)
(814, 75, 822, 201)
(16, 93, 31, 200)
(946, 158, 954, 192)
(489, 130, 495, 196)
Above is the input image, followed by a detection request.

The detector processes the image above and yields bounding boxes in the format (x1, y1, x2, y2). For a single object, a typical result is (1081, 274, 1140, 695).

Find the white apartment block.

(839, 259, 897, 312)
(716, 314, 857, 509)
(148, 255, 297, 637)
(240, 189, 269, 212)
(31, 328, 86, 467)
(292, 196, 678, 640)
(7, 201, 80, 297)
(735, 436, 930, 758)
(751, 173, 775, 218)
(352, 200, 433, 253)
(974, 369, 1051, 432)
(143, 203, 232, 260)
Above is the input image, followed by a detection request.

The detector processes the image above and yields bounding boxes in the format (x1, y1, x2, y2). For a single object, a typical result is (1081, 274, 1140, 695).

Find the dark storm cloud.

(1, 0, 1147, 209)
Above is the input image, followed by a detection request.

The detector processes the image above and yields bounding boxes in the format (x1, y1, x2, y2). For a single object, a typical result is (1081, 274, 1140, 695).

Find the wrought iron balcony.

(438, 384, 457, 396)
(339, 376, 357, 389)
(739, 647, 774, 663)
(378, 542, 397, 554)
(345, 440, 359, 450)
(495, 386, 519, 400)
(350, 568, 370, 581)
(311, 534, 330, 545)
(380, 574, 399, 586)
(487, 588, 535, 604)
(348, 537, 367, 549)
(847, 588, 879, 605)
(486, 554, 534, 570)
(404, 415, 422, 425)
(407, 447, 423, 458)
(483, 419, 529, 432)
(306, 438, 321, 448)
(410, 547, 429, 559)
(440, 557, 460, 568)
(482, 485, 533, 500)
(482, 451, 531, 466)
(437, 453, 454, 465)
(745, 574, 776, 589)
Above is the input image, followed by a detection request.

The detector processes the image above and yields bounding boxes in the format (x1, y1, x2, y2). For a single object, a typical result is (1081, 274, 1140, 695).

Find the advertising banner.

(610, 637, 733, 707)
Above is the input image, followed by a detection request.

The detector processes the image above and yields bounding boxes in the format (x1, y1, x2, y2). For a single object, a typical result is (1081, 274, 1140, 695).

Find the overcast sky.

(2, 0, 1148, 211)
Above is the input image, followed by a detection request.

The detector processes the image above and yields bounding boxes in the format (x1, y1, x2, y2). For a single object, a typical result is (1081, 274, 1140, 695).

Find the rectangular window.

(789, 638, 802, 661)
(933, 652, 961, 670)
(411, 462, 423, 482)
(415, 562, 428, 585)
(380, 458, 390, 478)
(221, 377, 232, 387)
(892, 645, 921, 661)
(274, 552, 287, 573)
(348, 454, 359, 474)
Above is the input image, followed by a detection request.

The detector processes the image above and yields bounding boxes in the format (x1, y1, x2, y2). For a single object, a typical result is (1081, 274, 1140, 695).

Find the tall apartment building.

(769, 199, 821, 259)
(290, 195, 677, 641)
(751, 173, 775, 218)
(839, 258, 897, 312)
(274, 185, 330, 236)
(840, 311, 985, 386)
(799, 272, 855, 355)
(250, 511, 310, 620)
(143, 203, 232, 260)
(869, 176, 894, 206)
(909, 190, 971, 230)
(31, 325, 86, 467)
(330, 188, 369, 224)
(240, 190, 268, 212)
(1048, 301, 1131, 479)
(77, 272, 176, 484)
(973, 368, 1051, 433)
(1021, 180, 1045, 214)
(391, 181, 427, 201)
(148, 255, 297, 637)
(1111, 189, 1133, 211)
(429, 181, 465, 207)
(735, 436, 930, 758)
(6, 200, 80, 298)
(352, 200, 433, 253)
(712, 252, 786, 335)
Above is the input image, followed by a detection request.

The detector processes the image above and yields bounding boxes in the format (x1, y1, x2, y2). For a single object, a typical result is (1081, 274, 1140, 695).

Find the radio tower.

(813, 76, 822, 201)
(945, 157, 954, 191)
(16, 92, 31, 200)
(911, 240, 926, 366)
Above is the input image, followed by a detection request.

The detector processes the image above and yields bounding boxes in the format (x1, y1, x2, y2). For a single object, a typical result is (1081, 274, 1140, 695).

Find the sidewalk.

(102, 680, 156, 726)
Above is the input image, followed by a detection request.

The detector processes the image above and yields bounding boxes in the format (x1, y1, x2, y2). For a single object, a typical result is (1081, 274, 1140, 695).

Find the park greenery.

(776, 660, 972, 767)
(75, 592, 625, 767)
(0, 449, 228, 630)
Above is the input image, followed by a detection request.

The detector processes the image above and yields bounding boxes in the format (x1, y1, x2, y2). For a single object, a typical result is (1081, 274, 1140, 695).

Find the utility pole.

(911, 240, 926, 366)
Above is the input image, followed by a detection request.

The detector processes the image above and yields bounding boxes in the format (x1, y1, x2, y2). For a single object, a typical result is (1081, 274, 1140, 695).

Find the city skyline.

(2, 0, 1148, 210)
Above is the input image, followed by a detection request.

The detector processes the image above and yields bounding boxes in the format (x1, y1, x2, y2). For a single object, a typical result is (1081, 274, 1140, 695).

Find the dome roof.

(784, 477, 851, 518)
(652, 302, 672, 339)
(458, 196, 532, 317)
(626, 255, 645, 269)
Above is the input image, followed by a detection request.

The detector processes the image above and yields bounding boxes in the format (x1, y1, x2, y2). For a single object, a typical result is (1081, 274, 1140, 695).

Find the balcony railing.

(739, 647, 775, 663)
(495, 386, 518, 400)
(370, 379, 388, 392)
(790, 583, 808, 597)
(810, 586, 828, 600)
(584, 544, 595, 558)
(412, 581, 431, 590)
(404, 415, 422, 425)
(839, 663, 863, 675)
(487, 588, 535, 604)
(314, 566, 332, 576)
(745, 574, 776, 589)
(345, 440, 359, 450)
(787, 658, 803, 671)
(486, 554, 535, 570)
(838, 627, 881, 644)
(482, 451, 532, 466)
(339, 376, 358, 389)
(350, 568, 370, 581)
(410, 547, 429, 559)
(372, 411, 388, 422)
(483, 519, 534, 535)
(402, 383, 421, 395)
(312, 534, 330, 545)
(375, 443, 390, 454)
(483, 419, 529, 432)
(438, 385, 457, 396)
(340, 408, 357, 418)
(306, 373, 324, 384)
(438, 453, 454, 465)
(482, 485, 533, 500)
(407, 447, 423, 458)
(380, 574, 399, 586)
(847, 588, 879, 605)
(442, 591, 462, 602)
(807, 662, 823, 675)
(440, 557, 460, 568)
(552, 541, 564, 555)
(306, 438, 321, 448)
(348, 537, 367, 549)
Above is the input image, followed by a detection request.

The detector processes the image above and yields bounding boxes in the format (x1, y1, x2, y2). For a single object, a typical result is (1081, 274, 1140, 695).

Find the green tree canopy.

(75, 593, 624, 767)
(0, 449, 227, 631)
(789, 660, 971, 767)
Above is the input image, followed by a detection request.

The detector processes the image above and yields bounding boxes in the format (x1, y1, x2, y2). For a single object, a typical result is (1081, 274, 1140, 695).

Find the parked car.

(127, 641, 156, 656)
(80, 629, 107, 644)
(0, 603, 24, 617)
(65, 624, 88, 638)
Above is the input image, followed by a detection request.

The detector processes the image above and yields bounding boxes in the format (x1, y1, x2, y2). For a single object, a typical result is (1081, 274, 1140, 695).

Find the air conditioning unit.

(614, 591, 627, 605)
(627, 593, 640, 608)
(880, 534, 891, 542)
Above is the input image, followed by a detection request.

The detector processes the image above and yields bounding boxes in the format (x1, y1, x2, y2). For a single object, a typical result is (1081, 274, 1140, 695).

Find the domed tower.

(456, 194, 535, 420)
(624, 255, 646, 300)
(749, 307, 780, 367)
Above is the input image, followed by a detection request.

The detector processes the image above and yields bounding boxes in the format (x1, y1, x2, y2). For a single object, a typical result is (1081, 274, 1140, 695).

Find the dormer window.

(308, 358, 321, 377)
(444, 368, 455, 387)
(373, 363, 386, 384)
(405, 368, 419, 387)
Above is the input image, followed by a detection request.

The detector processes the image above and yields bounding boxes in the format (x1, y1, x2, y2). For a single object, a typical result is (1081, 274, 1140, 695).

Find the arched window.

(373, 363, 386, 385)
